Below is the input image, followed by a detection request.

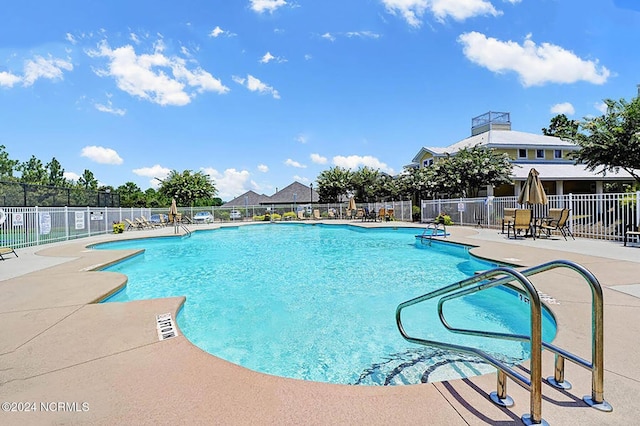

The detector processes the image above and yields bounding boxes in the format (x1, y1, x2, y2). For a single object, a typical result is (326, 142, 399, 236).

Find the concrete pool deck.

(1, 221, 639, 425)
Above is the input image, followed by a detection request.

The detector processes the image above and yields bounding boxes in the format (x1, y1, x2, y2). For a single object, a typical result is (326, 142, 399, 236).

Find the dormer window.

(518, 149, 527, 159)
(554, 149, 562, 159)
(536, 149, 544, 159)
(422, 158, 433, 167)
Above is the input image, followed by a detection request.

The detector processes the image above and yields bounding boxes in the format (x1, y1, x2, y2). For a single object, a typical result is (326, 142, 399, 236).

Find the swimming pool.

(98, 224, 556, 385)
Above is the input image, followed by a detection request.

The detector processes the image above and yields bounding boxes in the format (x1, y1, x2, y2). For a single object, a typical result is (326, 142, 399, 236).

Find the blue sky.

(1, 0, 638, 201)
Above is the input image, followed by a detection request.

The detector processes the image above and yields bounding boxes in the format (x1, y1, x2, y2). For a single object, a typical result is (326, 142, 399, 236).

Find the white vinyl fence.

(0, 200, 415, 250)
(421, 192, 640, 241)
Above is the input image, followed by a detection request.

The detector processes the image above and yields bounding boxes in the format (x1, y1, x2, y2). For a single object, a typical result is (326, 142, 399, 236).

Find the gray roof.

(511, 163, 636, 181)
(412, 129, 578, 162)
(266, 181, 319, 204)
(222, 190, 270, 207)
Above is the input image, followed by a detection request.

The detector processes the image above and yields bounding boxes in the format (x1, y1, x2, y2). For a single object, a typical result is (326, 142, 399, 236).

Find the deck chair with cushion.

(377, 208, 386, 222)
(539, 208, 574, 240)
(502, 208, 516, 234)
(0, 246, 18, 260)
(313, 209, 321, 220)
(507, 209, 534, 239)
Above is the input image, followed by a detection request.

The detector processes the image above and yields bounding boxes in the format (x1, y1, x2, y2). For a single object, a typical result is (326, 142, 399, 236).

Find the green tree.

(0, 145, 19, 180)
(435, 145, 513, 198)
(46, 157, 68, 187)
(572, 97, 640, 183)
(350, 167, 380, 202)
(316, 166, 353, 203)
(542, 114, 579, 139)
(77, 169, 99, 190)
(117, 182, 145, 207)
(17, 155, 47, 184)
(158, 170, 217, 206)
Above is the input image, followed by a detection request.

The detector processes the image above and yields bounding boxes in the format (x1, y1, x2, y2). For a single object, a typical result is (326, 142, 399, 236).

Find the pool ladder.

(416, 221, 447, 246)
(174, 223, 192, 237)
(396, 259, 612, 425)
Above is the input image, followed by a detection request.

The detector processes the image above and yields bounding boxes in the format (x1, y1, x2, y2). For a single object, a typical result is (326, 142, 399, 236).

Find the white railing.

(0, 206, 152, 250)
(421, 191, 640, 241)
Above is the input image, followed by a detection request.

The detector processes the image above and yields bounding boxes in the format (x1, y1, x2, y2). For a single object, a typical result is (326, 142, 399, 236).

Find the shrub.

(435, 213, 454, 225)
(412, 205, 421, 222)
(271, 213, 282, 221)
(112, 222, 125, 234)
(283, 212, 297, 220)
(253, 215, 265, 221)
(217, 211, 230, 221)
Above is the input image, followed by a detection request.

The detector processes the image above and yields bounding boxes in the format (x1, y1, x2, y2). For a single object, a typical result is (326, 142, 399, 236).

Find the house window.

(518, 149, 527, 159)
(536, 149, 544, 159)
(422, 158, 433, 167)
(554, 149, 562, 159)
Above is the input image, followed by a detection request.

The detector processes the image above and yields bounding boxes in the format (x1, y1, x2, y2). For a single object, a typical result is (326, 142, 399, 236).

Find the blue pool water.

(98, 224, 556, 385)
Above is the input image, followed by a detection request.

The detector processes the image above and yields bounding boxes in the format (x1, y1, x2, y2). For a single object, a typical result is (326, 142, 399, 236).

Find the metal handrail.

(416, 221, 447, 246)
(396, 267, 544, 425)
(436, 259, 611, 412)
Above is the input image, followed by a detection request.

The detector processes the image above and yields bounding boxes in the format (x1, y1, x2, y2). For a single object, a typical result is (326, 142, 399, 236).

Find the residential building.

(409, 111, 636, 196)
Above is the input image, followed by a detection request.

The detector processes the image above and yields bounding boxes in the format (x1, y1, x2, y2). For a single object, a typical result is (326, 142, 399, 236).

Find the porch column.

(556, 180, 564, 195)
(486, 185, 494, 196)
(596, 181, 604, 194)
(514, 181, 521, 197)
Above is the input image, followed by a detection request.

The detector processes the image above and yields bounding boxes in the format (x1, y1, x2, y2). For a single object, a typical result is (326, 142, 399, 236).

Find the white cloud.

(209, 26, 236, 38)
(321, 32, 336, 42)
(250, 0, 287, 14)
(259, 51, 287, 64)
(22, 56, 73, 86)
(232, 74, 280, 99)
(333, 155, 393, 173)
(310, 153, 328, 164)
(345, 31, 381, 39)
(94, 98, 126, 116)
(66, 33, 77, 45)
(285, 158, 306, 168)
(381, 0, 499, 27)
(257, 164, 269, 172)
(293, 175, 310, 183)
(550, 102, 575, 115)
(80, 145, 124, 165)
(132, 164, 172, 188)
(504, 0, 521, 3)
(64, 171, 81, 182)
(130, 33, 141, 44)
(86, 40, 229, 106)
(458, 32, 611, 87)
(295, 134, 308, 144)
(202, 167, 253, 200)
(0, 71, 21, 87)
(304, 54, 313, 61)
(594, 101, 608, 114)
(260, 52, 275, 63)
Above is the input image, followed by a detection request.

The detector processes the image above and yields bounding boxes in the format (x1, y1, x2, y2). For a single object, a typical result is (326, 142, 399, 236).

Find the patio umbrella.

(169, 198, 178, 223)
(518, 168, 548, 206)
(348, 196, 356, 211)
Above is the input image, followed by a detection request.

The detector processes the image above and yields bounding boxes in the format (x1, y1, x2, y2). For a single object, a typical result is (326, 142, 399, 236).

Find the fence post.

(87, 206, 91, 237)
(636, 191, 640, 227)
(105, 206, 109, 234)
(65, 206, 69, 241)
(568, 193, 573, 234)
(35, 206, 40, 246)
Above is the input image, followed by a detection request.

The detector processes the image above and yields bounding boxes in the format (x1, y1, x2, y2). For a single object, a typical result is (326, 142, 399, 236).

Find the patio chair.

(0, 246, 18, 260)
(355, 208, 365, 220)
(539, 208, 574, 240)
(124, 218, 144, 230)
(624, 224, 640, 247)
(313, 209, 321, 220)
(501, 208, 516, 234)
(377, 208, 386, 222)
(507, 209, 534, 239)
(297, 210, 306, 220)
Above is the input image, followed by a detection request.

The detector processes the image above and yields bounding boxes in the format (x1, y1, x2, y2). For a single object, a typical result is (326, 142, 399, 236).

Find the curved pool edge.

(1, 221, 635, 425)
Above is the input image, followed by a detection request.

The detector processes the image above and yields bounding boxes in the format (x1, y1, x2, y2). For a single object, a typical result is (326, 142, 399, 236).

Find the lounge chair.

(328, 209, 336, 219)
(355, 208, 364, 221)
(377, 208, 386, 222)
(507, 209, 534, 239)
(124, 218, 144, 230)
(624, 225, 640, 247)
(539, 208, 574, 240)
(386, 208, 395, 221)
(0, 246, 18, 260)
(313, 209, 321, 220)
(140, 216, 163, 228)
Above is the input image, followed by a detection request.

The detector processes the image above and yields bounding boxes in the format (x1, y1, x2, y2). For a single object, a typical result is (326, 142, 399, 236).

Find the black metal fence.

(0, 181, 120, 207)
